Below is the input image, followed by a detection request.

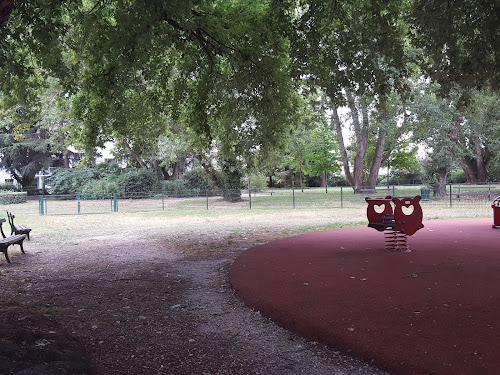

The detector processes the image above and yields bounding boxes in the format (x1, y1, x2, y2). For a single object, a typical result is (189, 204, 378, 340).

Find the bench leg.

(1, 248, 10, 263)
(19, 242, 25, 254)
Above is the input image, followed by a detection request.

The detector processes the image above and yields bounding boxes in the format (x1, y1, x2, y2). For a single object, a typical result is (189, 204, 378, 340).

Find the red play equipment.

(493, 196, 500, 229)
(365, 195, 424, 251)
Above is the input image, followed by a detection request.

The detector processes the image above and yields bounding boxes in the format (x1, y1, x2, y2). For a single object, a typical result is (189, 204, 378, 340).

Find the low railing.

(33, 184, 498, 215)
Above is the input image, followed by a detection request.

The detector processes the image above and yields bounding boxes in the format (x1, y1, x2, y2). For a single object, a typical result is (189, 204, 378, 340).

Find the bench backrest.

(0, 218, 6, 239)
(6, 211, 15, 232)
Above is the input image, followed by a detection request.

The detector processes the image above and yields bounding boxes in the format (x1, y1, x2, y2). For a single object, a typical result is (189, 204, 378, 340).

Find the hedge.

(0, 192, 28, 204)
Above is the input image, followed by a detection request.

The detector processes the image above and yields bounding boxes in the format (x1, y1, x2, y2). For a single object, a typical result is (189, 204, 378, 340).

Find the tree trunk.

(462, 164, 476, 183)
(432, 169, 449, 197)
(172, 162, 180, 179)
(63, 152, 70, 168)
(331, 107, 354, 187)
(300, 168, 304, 192)
(200, 162, 223, 189)
(221, 158, 242, 202)
(321, 172, 327, 188)
(346, 90, 369, 193)
(474, 137, 487, 181)
(461, 137, 490, 183)
(367, 93, 388, 188)
(160, 165, 171, 180)
(367, 128, 387, 188)
(134, 156, 148, 169)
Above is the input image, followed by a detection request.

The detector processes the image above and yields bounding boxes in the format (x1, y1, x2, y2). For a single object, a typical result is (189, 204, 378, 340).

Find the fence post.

(39, 195, 44, 215)
(292, 187, 295, 209)
(113, 193, 118, 212)
(206, 190, 209, 210)
(341, 186, 343, 208)
(77, 194, 81, 215)
(488, 182, 491, 201)
(392, 185, 395, 196)
(449, 183, 453, 208)
(248, 188, 252, 209)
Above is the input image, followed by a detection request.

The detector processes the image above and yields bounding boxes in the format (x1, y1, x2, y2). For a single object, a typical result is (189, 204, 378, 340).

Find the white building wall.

(0, 169, 17, 187)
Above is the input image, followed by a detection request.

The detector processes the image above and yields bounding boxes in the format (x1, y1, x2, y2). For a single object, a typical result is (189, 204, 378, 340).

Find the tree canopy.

(411, 0, 500, 97)
(1, 0, 300, 163)
(1, 0, 499, 191)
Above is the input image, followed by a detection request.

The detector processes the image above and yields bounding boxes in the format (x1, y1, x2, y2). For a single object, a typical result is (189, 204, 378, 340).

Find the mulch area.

(230, 218, 500, 375)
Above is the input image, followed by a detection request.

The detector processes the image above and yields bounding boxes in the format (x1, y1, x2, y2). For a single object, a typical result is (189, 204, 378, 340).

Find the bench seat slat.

(0, 234, 26, 244)
(1, 215, 29, 263)
(0, 234, 26, 263)
(15, 224, 31, 231)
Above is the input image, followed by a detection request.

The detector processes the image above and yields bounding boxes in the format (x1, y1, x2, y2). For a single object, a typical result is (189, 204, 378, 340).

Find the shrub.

(81, 178, 119, 195)
(487, 160, 500, 182)
(49, 168, 93, 194)
(49, 164, 134, 194)
(0, 192, 27, 204)
(181, 168, 219, 190)
(93, 162, 124, 179)
(0, 184, 17, 191)
(448, 169, 467, 183)
(49, 165, 161, 195)
(242, 173, 268, 189)
(161, 179, 190, 192)
(160, 179, 201, 197)
(117, 169, 159, 193)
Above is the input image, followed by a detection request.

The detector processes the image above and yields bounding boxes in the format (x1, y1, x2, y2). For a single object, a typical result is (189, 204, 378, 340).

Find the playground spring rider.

(493, 195, 500, 229)
(365, 195, 424, 252)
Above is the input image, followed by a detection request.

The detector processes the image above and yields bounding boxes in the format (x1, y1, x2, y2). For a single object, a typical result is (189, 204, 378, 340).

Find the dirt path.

(1, 230, 391, 375)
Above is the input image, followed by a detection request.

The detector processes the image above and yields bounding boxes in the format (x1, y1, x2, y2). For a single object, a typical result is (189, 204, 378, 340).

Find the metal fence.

(33, 184, 499, 215)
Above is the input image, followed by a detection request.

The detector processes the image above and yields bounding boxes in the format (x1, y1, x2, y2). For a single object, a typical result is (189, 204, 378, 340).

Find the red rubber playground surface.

(230, 218, 500, 375)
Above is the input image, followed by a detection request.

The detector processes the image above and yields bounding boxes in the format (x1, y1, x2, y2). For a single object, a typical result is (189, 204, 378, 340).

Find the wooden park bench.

(454, 186, 498, 201)
(250, 189, 275, 197)
(7, 211, 32, 240)
(359, 187, 397, 195)
(0, 218, 27, 263)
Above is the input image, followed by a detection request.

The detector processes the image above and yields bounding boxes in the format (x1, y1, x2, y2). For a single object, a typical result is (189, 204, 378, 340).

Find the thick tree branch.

(331, 107, 354, 187)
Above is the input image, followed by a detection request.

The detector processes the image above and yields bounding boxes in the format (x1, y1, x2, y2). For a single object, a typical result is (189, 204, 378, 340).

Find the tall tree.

(283, 96, 340, 190)
(459, 90, 500, 183)
(290, 0, 413, 192)
(69, 1, 298, 160)
(157, 134, 192, 180)
(303, 125, 340, 188)
(2, 0, 300, 170)
(381, 140, 419, 186)
(0, 108, 52, 188)
(409, 83, 461, 196)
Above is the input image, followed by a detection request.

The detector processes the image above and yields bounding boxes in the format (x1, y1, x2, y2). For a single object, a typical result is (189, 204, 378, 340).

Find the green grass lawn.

(1, 193, 493, 243)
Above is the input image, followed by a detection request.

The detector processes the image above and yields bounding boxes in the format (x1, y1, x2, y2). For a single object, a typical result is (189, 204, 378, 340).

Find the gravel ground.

(0, 227, 393, 375)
